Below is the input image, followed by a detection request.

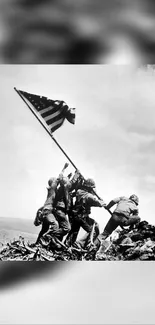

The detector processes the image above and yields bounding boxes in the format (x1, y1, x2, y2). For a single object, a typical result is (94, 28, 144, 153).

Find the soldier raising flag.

(14, 87, 109, 253)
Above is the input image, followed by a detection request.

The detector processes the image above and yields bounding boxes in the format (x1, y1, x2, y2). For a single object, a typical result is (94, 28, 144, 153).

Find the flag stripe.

(39, 106, 54, 115)
(43, 108, 63, 122)
(41, 104, 63, 117)
(50, 119, 66, 133)
(49, 118, 64, 131)
(18, 90, 76, 134)
(46, 115, 64, 126)
(51, 124, 63, 133)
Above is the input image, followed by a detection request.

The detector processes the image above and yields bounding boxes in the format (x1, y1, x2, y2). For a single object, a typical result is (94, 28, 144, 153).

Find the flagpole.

(14, 87, 110, 210)
(14, 87, 78, 170)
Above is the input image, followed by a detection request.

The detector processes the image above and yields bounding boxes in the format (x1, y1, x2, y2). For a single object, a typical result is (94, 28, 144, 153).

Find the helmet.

(48, 177, 56, 187)
(84, 178, 96, 189)
(129, 194, 139, 205)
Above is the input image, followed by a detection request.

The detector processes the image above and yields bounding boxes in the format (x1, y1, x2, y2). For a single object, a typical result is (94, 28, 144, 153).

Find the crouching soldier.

(95, 194, 141, 253)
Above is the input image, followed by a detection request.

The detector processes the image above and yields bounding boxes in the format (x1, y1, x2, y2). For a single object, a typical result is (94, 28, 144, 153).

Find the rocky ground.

(95, 220, 155, 261)
(1, 220, 155, 261)
(0, 236, 87, 261)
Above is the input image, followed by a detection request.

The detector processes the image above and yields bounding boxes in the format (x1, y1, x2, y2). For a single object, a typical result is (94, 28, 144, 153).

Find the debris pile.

(0, 236, 86, 261)
(0, 236, 53, 261)
(96, 221, 155, 261)
(1, 221, 155, 261)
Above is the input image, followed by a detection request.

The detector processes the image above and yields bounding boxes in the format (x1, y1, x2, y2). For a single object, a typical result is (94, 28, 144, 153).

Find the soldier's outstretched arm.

(86, 193, 107, 208)
(57, 162, 69, 182)
(69, 169, 84, 191)
(106, 200, 116, 210)
(106, 196, 124, 210)
(61, 162, 69, 173)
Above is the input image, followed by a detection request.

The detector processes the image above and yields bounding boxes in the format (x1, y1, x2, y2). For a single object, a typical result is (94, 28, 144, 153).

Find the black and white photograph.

(0, 64, 155, 263)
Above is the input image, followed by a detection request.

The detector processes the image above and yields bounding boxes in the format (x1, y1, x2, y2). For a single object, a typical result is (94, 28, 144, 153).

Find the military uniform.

(35, 171, 69, 244)
(52, 170, 83, 239)
(53, 175, 71, 239)
(43, 177, 59, 210)
(77, 217, 100, 249)
(99, 194, 140, 241)
(65, 179, 106, 247)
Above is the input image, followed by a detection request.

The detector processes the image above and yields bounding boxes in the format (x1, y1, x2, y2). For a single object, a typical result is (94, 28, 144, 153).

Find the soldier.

(96, 194, 141, 253)
(35, 164, 69, 245)
(65, 177, 106, 248)
(43, 177, 59, 211)
(52, 168, 83, 241)
(52, 174, 71, 241)
(37, 167, 83, 246)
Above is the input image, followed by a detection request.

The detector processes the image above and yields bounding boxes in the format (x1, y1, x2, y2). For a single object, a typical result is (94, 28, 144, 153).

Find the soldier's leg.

(77, 232, 89, 248)
(65, 220, 80, 247)
(75, 216, 93, 249)
(93, 222, 100, 240)
(41, 213, 65, 250)
(36, 212, 59, 244)
(85, 221, 100, 249)
(66, 215, 92, 248)
(55, 209, 71, 237)
(78, 223, 99, 249)
(92, 215, 119, 253)
(35, 220, 49, 244)
(46, 213, 60, 234)
(121, 215, 141, 227)
(99, 215, 119, 241)
(79, 215, 92, 233)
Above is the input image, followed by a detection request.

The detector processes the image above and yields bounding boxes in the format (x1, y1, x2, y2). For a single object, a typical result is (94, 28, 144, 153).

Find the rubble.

(1, 220, 155, 261)
(0, 236, 86, 261)
(96, 220, 155, 261)
(0, 236, 55, 261)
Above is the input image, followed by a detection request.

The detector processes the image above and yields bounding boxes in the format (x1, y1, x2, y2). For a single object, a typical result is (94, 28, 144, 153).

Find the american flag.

(18, 90, 76, 133)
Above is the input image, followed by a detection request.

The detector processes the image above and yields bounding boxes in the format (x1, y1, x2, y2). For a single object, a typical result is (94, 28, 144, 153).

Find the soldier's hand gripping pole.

(92, 188, 113, 216)
(77, 172, 113, 216)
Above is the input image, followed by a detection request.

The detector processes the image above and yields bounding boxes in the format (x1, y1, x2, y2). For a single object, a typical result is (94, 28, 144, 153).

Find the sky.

(1, 65, 155, 324)
(1, 64, 155, 229)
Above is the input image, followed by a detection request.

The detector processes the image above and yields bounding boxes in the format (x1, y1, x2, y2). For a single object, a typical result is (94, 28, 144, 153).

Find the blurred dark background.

(1, 0, 155, 64)
(1, 1, 155, 323)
